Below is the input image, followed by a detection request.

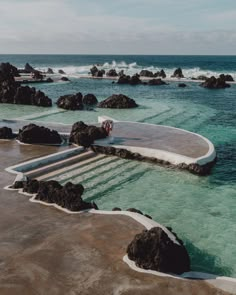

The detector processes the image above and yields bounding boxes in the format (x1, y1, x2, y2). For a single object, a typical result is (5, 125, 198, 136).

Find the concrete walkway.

(96, 118, 216, 166)
(0, 141, 233, 295)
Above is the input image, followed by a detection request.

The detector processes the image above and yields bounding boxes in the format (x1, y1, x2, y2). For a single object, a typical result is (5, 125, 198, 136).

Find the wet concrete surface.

(0, 140, 233, 295)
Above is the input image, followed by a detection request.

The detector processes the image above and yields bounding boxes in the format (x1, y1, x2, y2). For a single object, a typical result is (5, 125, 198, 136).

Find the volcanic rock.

(57, 92, 83, 110)
(117, 74, 142, 85)
(46, 78, 54, 83)
(200, 76, 230, 89)
(127, 227, 190, 274)
(98, 94, 138, 109)
(155, 69, 166, 79)
(178, 83, 187, 87)
(24, 63, 35, 73)
(17, 124, 62, 144)
(60, 76, 70, 81)
(148, 79, 167, 86)
(0, 62, 19, 77)
(171, 68, 184, 78)
(0, 127, 15, 139)
(83, 93, 98, 105)
(69, 121, 107, 147)
(106, 69, 118, 77)
(58, 69, 66, 74)
(140, 70, 154, 77)
(47, 68, 54, 74)
(219, 74, 234, 82)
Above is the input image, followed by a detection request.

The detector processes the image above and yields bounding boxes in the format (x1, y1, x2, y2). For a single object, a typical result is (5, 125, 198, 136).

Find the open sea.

(0, 54, 235, 277)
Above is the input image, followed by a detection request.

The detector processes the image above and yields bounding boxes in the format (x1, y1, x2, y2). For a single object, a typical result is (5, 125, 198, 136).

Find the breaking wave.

(37, 60, 236, 80)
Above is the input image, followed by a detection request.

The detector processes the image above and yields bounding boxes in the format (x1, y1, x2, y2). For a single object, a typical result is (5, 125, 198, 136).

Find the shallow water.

(0, 55, 235, 277)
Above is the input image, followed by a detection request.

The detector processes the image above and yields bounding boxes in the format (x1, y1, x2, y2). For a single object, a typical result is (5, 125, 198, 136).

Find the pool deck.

(95, 117, 216, 166)
(0, 141, 235, 295)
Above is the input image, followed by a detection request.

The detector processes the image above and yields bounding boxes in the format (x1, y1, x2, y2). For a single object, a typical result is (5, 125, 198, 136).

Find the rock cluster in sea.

(200, 76, 231, 89)
(98, 94, 138, 108)
(0, 62, 52, 107)
(0, 127, 15, 139)
(90, 66, 105, 77)
(127, 227, 190, 275)
(13, 179, 98, 212)
(69, 121, 108, 147)
(17, 123, 62, 144)
(57, 92, 98, 110)
(140, 69, 166, 78)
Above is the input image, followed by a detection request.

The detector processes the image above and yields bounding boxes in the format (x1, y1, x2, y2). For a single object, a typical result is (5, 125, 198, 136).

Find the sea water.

(0, 54, 235, 277)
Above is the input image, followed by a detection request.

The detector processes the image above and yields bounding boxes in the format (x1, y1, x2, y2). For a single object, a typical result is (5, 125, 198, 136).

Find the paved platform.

(0, 141, 234, 295)
(96, 118, 216, 166)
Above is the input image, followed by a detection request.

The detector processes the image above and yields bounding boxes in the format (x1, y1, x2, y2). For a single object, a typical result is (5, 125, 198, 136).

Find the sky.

(0, 0, 236, 54)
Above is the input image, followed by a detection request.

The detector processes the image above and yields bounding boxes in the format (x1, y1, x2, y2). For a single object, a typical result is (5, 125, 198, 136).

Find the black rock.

(98, 94, 138, 109)
(69, 121, 107, 147)
(106, 69, 118, 77)
(148, 79, 167, 86)
(46, 77, 54, 83)
(35, 180, 98, 211)
(23, 179, 40, 194)
(127, 227, 190, 275)
(57, 92, 83, 110)
(154, 69, 166, 79)
(0, 62, 19, 77)
(200, 76, 230, 89)
(117, 74, 142, 85)
(24, 63, 35, 73)
(219, 74, 234, 82)
(0, 127, 14, 139)
(47, 68, 54, 74)
(139, 70, 154, 77)
(171, 68, 184, 78)
(83, 93, 98, 105)
(118, 70, 124, 76)
(127, 208, 143, 215)
(60, 76, 70, 81)
(58, 69, 66, 74)
(196, 75, 208, 81)
(112, 207, 122, 211)
(178, 83, 187, 88)
(17, 124, 62, 144)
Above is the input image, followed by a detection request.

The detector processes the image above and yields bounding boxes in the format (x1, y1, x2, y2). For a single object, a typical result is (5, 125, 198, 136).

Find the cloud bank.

(0, 0, 236, 54)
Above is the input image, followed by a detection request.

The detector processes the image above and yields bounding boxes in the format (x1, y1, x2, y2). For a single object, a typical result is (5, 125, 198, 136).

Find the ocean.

(0, 54, 235, 277)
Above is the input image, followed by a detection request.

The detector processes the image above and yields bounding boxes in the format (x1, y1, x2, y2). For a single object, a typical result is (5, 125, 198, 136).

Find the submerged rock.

(17, 124, 62, 144)
(127, 227, 190, 275)
(57, 92, 83, 110)
(171, 68, 184, 78)
(200, 76, 230, 89)
(0, 127, 15, 139)
(148, 79, 167, 86)
(98, 94, 138, 109)
(178, 83, 187, 88)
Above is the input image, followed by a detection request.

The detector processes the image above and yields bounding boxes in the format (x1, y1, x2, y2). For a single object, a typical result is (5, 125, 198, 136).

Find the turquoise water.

(0, 55, 235, 277)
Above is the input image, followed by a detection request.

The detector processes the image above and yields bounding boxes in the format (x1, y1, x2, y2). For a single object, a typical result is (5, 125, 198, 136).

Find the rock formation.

(0, 62, 52, 107)
(200, 76, 230, 89)
(155, 69, 166, 79)
(57, 92, 83, 110)
(58, 69, 66, 74)
(69, 121, 108, 147)
(83, 93, 98, 105)
(98, 94, 138, 109)
(178, 83, 187, 87)
(140, 70, 154, 77)
(17, 124, 62, 144)
(171, 68, 184, 78)
(47, 68, 54, 74)
(148, 79, 167, 86)
(127, 227, 190, 275)
(106, 69, 118, 77)
(60, 77, 70, 81)
(117, 74, 142, 85)
(0, 127, 15, 139)
(219, 74, 234, 82)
